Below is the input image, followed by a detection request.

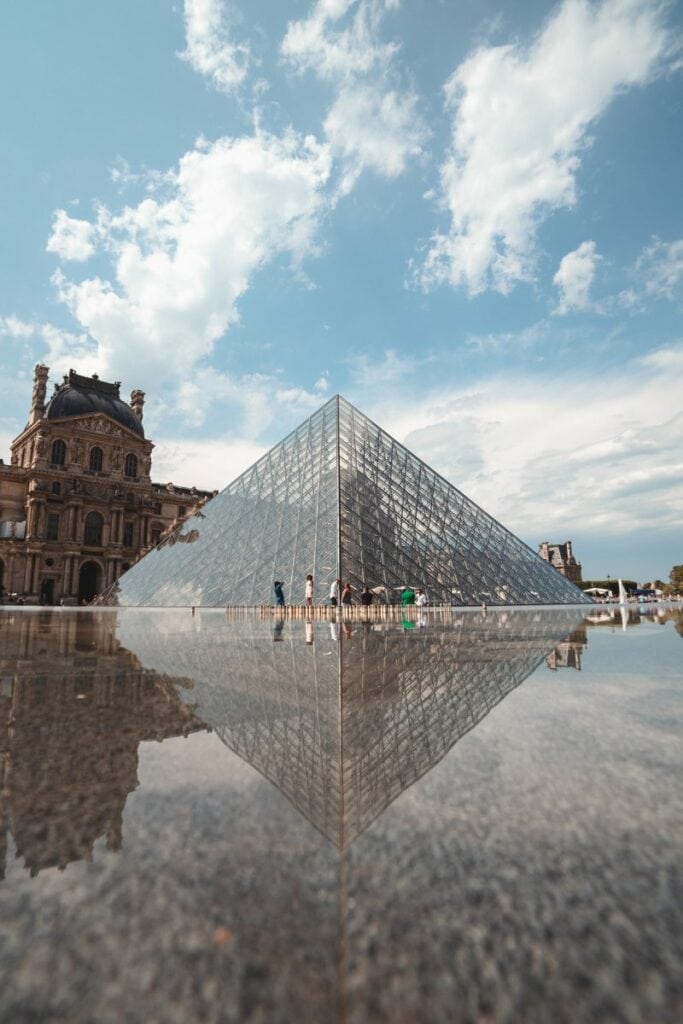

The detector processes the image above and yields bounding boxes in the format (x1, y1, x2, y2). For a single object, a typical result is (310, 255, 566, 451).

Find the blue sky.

(1, 0, 682, 582)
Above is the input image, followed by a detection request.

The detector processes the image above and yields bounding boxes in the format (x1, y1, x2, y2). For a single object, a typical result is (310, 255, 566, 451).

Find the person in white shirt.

(305, 574, 314, 607)
(416, 588, 428, 607)
(329, 578, 341, 606)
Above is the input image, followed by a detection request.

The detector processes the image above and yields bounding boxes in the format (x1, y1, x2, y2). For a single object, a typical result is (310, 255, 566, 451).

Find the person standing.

(360, 587, 373, 606)
(305, 574, 314, 607)
(341, 582, 352, 606)
(416, 588, 428, 607)
(273, 580, 285, 606)
(401, 586, 415, 606)
(329, 578, 341, 606)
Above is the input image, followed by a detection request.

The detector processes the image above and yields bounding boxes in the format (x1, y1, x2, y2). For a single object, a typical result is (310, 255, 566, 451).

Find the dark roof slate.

(45, 370, 144, 438)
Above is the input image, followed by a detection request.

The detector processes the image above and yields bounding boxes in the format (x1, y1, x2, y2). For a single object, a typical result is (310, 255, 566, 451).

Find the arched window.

(50, 439, 66, 466)
(124, 453, 138, 478)
(83, 511, 103, 546)
(89, 446, 103, 473)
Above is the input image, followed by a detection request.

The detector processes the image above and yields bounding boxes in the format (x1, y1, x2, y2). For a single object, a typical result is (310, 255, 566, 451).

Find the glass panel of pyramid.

(103, 395, 591, 607)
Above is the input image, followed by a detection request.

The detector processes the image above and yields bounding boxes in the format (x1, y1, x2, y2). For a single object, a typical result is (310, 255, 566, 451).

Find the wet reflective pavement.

(0, 606, 681, 1023)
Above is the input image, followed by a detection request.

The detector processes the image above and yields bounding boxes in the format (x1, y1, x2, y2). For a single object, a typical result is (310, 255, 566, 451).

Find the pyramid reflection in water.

(103, 396, 590, 607)
(118, 608, 585, 847)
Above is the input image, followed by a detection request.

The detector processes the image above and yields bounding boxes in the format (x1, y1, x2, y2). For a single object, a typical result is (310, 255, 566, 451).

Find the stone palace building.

(0, 366, 215, 604)
(537, 540, 583, 583)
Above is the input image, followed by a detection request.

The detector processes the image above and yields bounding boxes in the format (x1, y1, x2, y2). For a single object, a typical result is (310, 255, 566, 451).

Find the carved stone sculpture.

(31, 365, 48, 412)
(72, 438, 84, 463)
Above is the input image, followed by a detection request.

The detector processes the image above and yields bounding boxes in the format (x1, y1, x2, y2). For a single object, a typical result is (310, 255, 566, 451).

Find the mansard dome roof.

(45, 370, 144, 437)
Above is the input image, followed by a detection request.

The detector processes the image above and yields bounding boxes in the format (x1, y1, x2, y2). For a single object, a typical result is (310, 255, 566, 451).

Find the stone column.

(33, 502, 45, 540)
(70, 556, 80, 599)
(31, 554, 41, 595)
(67, 503, 82, 542)
(26, 499, 40, 540)
(72, 505, 82, 543)
(23, 554, 33, 594)
(61, 556, 71, 598)
(6, 553, 14, 595)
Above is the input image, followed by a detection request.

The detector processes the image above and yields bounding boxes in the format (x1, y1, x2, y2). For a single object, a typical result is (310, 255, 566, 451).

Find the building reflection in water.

(545, 626, 587, 671)
(116, 608, 586, 848)
(4, 605, 677, 877)
(544, 606, 682, 670)
(0, 611, 205, 879)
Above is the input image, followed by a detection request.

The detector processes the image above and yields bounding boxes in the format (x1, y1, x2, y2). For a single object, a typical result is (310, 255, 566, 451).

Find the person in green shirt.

(401, 586, 415, 605)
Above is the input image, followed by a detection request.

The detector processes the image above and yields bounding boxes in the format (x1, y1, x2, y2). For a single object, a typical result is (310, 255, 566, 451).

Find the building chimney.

(29, 364, 49, 425)
(130, 389, 145, 422)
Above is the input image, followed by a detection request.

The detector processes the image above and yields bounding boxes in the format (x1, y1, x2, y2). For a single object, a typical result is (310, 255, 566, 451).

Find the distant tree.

(670, 565, 683, 589)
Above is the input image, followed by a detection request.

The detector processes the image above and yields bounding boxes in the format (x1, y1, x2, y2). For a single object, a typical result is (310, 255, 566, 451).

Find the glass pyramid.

(103, 395, 590, 607)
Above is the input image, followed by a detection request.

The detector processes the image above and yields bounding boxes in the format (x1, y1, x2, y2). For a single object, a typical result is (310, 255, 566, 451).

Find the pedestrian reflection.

(273, 617, 285, 642)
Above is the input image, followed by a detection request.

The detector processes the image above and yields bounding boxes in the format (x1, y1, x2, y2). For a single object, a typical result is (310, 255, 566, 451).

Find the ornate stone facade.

(0, 366, 215, 604)
(537, 540, 583, 582)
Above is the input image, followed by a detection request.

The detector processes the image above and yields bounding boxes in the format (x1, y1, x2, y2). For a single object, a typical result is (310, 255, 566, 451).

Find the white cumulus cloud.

(166, 366, 332, 433)
(0, 315, 36, 338)
(179, 0, 250, 93)
(46, 210, 96, 262)
(151, 436, 264, 491)
(281, 0, 399, 79)
(369, 341, 683, 537)
(49, 129, 332, 388)
(282, 0, 424, 189)
(637, 237, 683, 299)
(418, 0, 673, 296)
(0, 315, 95, 373)
(553, 240, 600, 314)
(324, 82, 423, 193)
